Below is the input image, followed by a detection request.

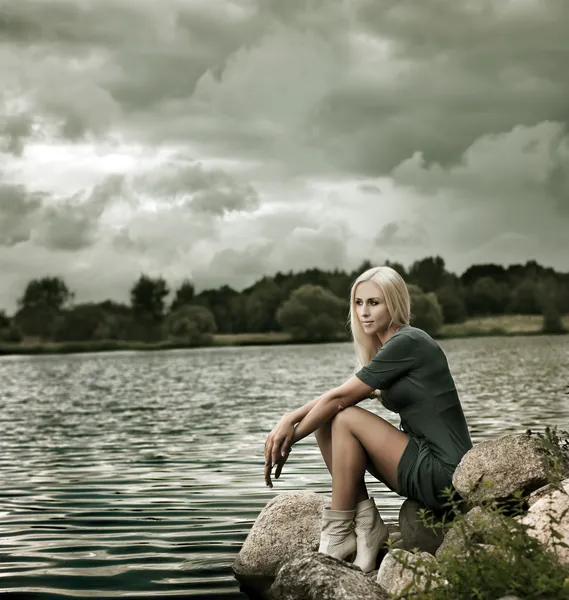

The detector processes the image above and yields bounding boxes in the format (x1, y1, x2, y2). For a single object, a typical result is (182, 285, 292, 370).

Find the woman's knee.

(330, 406, 359, 430)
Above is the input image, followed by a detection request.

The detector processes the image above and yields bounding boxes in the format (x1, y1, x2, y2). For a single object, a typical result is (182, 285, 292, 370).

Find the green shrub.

(163, 305, 217, 346)
(395, 428, 569, 600)
(408, 285, 444, 337)
(276, 284, 348, 342)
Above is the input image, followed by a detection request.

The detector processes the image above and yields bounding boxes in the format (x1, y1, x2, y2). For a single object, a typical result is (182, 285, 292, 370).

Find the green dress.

(356, 324, 472, 509)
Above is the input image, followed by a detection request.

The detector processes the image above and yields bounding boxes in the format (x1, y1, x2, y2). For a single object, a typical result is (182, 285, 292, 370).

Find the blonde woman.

(264, 266, 472, 573)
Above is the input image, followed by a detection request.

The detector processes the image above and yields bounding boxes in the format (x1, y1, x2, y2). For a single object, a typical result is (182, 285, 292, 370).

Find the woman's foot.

(318, 508, 357, 561)
(353, 498, 388, 572)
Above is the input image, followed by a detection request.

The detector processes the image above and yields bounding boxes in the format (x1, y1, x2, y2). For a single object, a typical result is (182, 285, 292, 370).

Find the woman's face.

(354, 281, 392, 336)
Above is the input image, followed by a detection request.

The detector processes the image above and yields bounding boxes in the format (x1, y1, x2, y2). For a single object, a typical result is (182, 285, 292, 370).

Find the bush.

(0, 324, 22, 343)
(163, 305, 217, 346)
(399, 428, 569, 600)
(276, 284, 348, 342)
(54, 304, 109, 342)
(409, 285, 444, 336)
(435, 286, 466, 324)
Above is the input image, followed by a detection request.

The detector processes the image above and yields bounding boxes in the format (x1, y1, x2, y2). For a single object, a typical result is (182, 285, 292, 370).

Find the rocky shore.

(233, 431, 569, 599)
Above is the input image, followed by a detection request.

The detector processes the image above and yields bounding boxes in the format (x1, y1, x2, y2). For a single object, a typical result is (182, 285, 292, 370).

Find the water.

(0, 335, 568, 598)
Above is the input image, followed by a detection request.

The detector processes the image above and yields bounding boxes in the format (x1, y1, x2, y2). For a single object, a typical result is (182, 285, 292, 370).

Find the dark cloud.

(0, 184, 44, 245)
(0, 113, 33, 155)
(0, 175, 124, 252)
(135, 163, 260, 215)
(37, 175, 125, 251)
(305, 0, 569, 175)
(0, 0, 568, 311)
(374, 221, 429, 250)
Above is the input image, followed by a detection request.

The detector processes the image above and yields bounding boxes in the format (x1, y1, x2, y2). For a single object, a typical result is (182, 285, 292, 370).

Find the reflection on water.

(0, 335, 568, 598)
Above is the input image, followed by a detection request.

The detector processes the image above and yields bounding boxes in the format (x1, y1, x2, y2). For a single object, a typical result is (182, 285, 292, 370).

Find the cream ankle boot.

(318, 508, 357, 561)
(352, 498, 389, 572)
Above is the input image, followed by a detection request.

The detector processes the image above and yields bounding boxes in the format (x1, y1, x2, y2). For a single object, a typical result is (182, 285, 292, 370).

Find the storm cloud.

(0, 0, 568, 311)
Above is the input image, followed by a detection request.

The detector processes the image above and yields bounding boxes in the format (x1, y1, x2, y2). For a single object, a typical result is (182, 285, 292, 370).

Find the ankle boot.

(352, 498, 388, 572)
(318, 508, 357, 561)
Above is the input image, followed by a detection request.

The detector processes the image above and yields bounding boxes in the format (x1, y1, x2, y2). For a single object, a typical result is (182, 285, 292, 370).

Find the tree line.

(0, 257, 567, 346)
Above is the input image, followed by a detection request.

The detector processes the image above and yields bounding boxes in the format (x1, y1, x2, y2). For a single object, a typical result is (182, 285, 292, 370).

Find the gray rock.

(453, 434, 548, 503)
(233, 491, 329, 578)
(518, 478, 569, 567)
(270, 551, 388, 600)
(527, 482, 556, 507)
(435, 506, 504, 559)
(399, 499, 449, 554)
(377, 549, 439, 596)
(386, 522, 400, 536)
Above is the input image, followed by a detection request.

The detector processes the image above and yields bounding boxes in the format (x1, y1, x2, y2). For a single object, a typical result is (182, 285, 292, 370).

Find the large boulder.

(233, 491, 328, 580)
(270, 551, 388, 600)
(435, 506, 504, 559)
(453, 434, 548, 503)
(518, 478, 569, 567)
(398, 499, 450, 554)
(376, 549, 439, 596)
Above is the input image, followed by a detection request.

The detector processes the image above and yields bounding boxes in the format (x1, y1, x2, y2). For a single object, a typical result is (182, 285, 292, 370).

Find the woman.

(264, 266, 472, 573)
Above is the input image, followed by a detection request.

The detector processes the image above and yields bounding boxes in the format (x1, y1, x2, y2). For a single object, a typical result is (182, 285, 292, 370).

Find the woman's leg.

(329, 406, 409, 510)
(314, 422, 368, 503)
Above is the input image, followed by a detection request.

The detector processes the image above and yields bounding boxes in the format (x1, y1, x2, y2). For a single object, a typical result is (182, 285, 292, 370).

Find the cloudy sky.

(1, 0, 568, 312)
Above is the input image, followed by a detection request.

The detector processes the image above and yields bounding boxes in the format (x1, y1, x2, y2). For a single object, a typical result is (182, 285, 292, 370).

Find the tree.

(538, 278, 566, 334)
(170, 279, 195, 312)
(0, 310, 9, 329)
(276, 284, 348, 342)
(244, 279, 287, 333)
(409, 256, 449, 293)
(130, 274, 169, 322)
(507, 278, 541, 314)
(14, 276, 73, 339)
(460, 263, 508, 287)
(466, 277, 510, 316)
(0, 311, 21, 343)
(17, 276, 73, 311)
(436, 285, 467, 324)
(164, 305, 217, 345)
(408, 284, 443, 336)
(54, 304, 110, 342)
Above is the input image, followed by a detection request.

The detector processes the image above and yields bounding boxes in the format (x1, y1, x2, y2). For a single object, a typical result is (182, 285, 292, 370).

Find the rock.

(527, 482, 556, 507)
(435, 506, 504, 559)
(270, 551, 388, 600)
(398, 499, 449, 554)
(453, 434, 548, 503)
(383, 522, 403, 549)
(233, 491, 328, 580)
(376, 549, 439, 596)
(518, 478, 569, 567)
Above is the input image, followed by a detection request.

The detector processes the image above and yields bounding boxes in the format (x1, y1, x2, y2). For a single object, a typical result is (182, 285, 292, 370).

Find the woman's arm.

(291, 376, 374, 444)
(283, 395, 323, 426)
(264, 377, 373, 486)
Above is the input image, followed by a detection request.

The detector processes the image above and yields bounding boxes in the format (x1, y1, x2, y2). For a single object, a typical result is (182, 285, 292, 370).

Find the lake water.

(0, 335, 568, 599)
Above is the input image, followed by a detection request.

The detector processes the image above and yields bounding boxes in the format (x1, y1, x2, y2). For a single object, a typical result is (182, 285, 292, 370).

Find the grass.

(0, 315, 567, 356)
(438, 314, 569, 338)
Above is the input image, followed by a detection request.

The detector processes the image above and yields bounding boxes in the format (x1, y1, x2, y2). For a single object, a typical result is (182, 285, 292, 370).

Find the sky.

(1, 0, 568, 312)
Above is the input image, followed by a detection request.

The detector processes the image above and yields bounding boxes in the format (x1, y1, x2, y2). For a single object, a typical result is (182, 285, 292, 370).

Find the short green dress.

(356, 325, 472, 509)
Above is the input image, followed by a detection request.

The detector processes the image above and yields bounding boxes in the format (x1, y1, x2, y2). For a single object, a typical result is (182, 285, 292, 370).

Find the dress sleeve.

(355, 332, 417, 390)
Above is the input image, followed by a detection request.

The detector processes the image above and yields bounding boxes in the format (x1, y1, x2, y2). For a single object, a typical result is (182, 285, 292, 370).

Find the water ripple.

(0, 336, 568, 598)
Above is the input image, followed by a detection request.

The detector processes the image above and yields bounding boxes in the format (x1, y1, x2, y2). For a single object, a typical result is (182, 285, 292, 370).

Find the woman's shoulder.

(396, 325, 441, 351)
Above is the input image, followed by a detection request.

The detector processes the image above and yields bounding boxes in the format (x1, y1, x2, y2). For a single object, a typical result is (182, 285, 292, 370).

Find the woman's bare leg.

(314, 422, 368, 504)
(329, 406, 409, 510)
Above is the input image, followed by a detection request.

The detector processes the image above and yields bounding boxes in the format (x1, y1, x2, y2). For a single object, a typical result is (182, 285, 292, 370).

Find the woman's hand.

(264, 415, 295, 487)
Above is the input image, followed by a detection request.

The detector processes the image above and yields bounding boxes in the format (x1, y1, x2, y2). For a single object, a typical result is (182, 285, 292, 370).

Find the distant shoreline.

(0, 315, 567, 356)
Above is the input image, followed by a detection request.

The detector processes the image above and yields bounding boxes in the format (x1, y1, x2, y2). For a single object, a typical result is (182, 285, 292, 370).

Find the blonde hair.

(349, 266, 411, 370)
